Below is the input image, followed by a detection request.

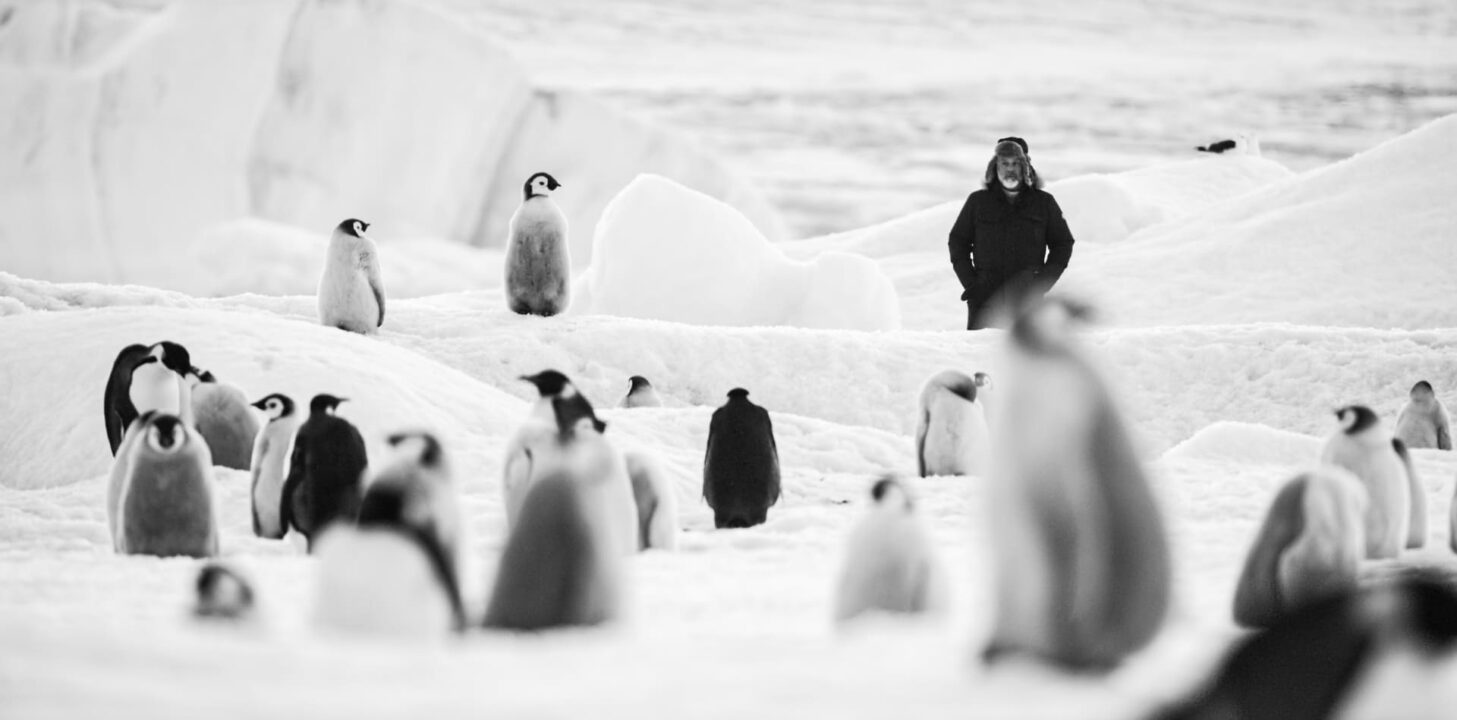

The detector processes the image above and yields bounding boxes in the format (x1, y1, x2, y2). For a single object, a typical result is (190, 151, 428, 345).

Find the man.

(947, 137, 1075, 330)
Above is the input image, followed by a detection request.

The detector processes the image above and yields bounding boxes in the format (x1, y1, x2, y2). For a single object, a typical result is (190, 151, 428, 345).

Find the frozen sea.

(438, 0, 1457, 236)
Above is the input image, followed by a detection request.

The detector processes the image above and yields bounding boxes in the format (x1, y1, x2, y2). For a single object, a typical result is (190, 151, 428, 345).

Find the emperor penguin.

(249, 393, 300, 540)
(1232, 468, 1368, 629)
(504, 172, 570, 316)
(194, 563, 256, 621)
(703, 388, 781, 529)
(107, 412, 219, 558)
(502, 370, 638, 555)
(104, 341, 196, 454)
(914, 369, 993, 478)
(104, 344, 151, 454)
(280, 394, 367, 552)
(189, 371, 261, 471)
(623, 449, 680, 551)
(1320, 405, 1411, 560)
(620, 375, 664, 408)
(1153, 576, 1457, 720)
(833, 476, 945, 624)
(501, 369, 591, 529)
(1394, 380, 1451, 451)
(371, 430, 462, 571)
(312, 439, 467, 638)
(483, 394, 629, 631)
(981, 298, 1171, 672)
(318, 218, 385, 334)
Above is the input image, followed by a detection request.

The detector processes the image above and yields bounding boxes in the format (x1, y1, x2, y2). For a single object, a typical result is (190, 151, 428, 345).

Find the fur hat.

(984, 136, 1041, 190)
(995, 136, 1030, 159)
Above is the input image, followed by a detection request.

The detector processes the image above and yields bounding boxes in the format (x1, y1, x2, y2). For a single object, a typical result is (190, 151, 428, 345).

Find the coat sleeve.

(1040, 195, 1075, 285)
(947, 195, 979, 290)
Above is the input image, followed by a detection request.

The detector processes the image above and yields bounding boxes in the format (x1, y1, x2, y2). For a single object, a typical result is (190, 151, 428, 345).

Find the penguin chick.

(504, 172, 570, 316)
(620, 375, 664, 408)
(1320, 405, 1410, 560)
(194, 563, 256, 621)
(318, 218, 385, 333)
(834, 476, 944, 624)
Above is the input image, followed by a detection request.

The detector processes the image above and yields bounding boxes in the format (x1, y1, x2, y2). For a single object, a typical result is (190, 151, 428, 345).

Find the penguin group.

(93, 245, 1457, 715)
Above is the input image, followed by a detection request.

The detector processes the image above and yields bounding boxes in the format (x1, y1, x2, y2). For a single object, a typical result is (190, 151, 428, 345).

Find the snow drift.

(1062, 114, 1457, 328)
(575, 175, 901, 330)
(0, 0, 785, 294)
(782, 115, 1457, 331)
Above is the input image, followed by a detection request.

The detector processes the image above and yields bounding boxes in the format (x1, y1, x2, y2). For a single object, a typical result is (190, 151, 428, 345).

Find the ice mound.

(0, 306, 525, 490)
(0, 0, 784, 293)
(576, 175, 900, 330)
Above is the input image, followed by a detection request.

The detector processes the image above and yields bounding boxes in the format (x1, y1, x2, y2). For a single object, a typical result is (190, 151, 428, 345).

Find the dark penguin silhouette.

(703, 388, 781, 529)
(1196, 139, 1237, 154)
(1152, 575, 1457, 720)
(280, 394, 367, 551)
(194, 563, 256, 621)
(104, 344, 152, 454)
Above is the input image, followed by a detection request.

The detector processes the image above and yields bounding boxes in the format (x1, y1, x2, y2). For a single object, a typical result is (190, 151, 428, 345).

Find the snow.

(4, 2, 1457, 717)
(575, 174, 900, 330)
(783, 115, 1457, 332)
(0, 0, 783, 294)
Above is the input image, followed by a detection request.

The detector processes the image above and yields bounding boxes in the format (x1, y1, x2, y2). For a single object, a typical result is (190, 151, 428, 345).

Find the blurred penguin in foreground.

(981, 297, 1170, 672)
(948, 137, 1076, 330)
(1154, 574, 1457, 720)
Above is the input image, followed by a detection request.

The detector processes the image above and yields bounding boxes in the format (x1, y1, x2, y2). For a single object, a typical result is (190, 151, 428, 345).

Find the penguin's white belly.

(1394, 413, 1437, 448)
(252, 439, 290, 537)
(1323, 444, 1409, 559)
(130, 364, 181, 416)
(922, 394, 991, 476)
(319, 268, 377, 330)
(312, 529, 453, 639)
(836, 515, 938, 621)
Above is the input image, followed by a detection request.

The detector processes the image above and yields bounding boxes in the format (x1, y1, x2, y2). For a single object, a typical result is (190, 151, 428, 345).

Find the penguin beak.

(360, 222, 370, 232)
(250, 399, 268, 410)
(137, 357, 158, 366)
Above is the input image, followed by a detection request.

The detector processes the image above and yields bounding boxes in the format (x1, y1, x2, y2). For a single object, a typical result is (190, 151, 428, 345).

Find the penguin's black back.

(703, 390, 781, 528)
(1151, 577, 1457, 720)
(104, 343, 151, 455)
(283, 414, 367, 548)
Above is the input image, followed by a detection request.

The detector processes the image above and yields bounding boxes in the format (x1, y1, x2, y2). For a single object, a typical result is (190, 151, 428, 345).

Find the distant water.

(439, 0, 1457, 237)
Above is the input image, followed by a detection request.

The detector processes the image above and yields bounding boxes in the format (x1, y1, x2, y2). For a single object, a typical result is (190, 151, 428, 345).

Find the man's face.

(997, 154, 1027, 186)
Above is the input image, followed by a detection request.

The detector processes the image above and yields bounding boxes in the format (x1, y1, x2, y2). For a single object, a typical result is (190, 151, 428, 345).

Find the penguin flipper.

(411, 527, 467, 633)
(366, 254, 386, 328)
(1392, 439, 1426, 548)
(1233, 477, 1308, 628)
(280, 438, 307, 536)
(914, 408, 930, 478)
(105, 344, 150, 455)
(1438, 417, 1452, 451)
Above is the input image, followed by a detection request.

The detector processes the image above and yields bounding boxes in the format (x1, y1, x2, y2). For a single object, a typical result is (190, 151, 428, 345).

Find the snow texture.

(4, 6, 1457, 718)
(576, 174, 901, 330)
(0, 0, 785, 293)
